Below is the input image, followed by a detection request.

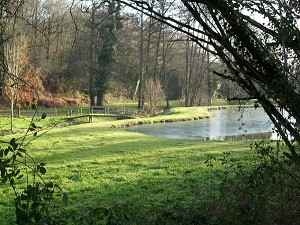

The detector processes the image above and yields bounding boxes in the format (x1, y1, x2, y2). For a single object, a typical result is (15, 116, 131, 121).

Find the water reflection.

(124, 108, 274, 141)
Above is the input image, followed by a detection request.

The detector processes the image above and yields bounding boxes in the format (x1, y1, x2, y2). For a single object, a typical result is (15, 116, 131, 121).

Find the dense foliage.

(0, 0, 237, 110)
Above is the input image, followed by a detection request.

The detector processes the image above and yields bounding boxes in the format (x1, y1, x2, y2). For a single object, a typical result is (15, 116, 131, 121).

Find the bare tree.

(0, 0, 24, 88)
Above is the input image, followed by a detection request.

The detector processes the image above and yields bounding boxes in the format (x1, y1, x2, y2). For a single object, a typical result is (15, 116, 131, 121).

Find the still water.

(124, 107, 274, 141)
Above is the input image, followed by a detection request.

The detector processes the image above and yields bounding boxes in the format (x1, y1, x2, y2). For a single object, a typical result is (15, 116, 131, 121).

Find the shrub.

(0, 110, 67, 224)
(143, 79, 166, 114)
(37, 97, 82, 108)
(207, 142, 300, 225)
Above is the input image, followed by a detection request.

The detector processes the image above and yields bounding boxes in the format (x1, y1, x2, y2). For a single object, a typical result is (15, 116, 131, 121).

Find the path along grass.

(0, 107, 261, 224)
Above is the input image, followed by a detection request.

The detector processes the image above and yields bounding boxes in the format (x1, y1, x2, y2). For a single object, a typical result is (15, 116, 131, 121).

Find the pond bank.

(111, 107, 214, 128)
(110, 105, 258, 129)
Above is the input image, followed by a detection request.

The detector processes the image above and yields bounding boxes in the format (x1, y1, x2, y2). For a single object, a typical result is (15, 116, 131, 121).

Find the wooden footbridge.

(68, 106, 147, 122)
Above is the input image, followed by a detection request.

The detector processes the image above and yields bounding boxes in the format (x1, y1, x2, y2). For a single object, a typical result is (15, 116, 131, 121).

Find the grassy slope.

(0, 106, 259, 224)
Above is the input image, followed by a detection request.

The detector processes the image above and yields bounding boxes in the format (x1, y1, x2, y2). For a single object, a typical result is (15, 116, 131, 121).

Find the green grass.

(0, 106, 263, 224)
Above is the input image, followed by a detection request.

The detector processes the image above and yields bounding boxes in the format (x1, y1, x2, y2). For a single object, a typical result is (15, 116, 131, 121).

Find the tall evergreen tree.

(96, 0, 121, 106)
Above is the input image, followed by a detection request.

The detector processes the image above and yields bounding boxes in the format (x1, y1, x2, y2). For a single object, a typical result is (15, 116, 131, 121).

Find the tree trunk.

(96, 88, 104, 106)
(138, 11, 144, 109)
(89, 4, 96, 106)
(206, 50, 212, 106)
(184, 37, 190, 106)
(153, 22, 163, 82)
(129, 77, 140, 100)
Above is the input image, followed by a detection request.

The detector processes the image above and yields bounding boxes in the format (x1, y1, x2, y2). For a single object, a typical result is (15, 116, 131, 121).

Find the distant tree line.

(0, 0, 244, 110)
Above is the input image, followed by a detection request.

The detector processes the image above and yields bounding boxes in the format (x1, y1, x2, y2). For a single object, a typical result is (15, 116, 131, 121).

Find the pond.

(124, 107, 275, 141)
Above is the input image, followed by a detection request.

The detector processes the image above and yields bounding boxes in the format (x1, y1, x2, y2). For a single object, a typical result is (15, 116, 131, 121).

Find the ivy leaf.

(39, 167, 46, 175)
(9, 138, 18, 150)
(41, 113, 47, 120)
(4, 148, 9, 156)
(46, 182, 54, 188)
(31, 104, 37, 110)
(16, 152, 24, 157)
(9, 138, 16, 147)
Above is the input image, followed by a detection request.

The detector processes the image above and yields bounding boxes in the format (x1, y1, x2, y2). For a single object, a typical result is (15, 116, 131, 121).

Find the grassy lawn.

(0, 106, 263, 224)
